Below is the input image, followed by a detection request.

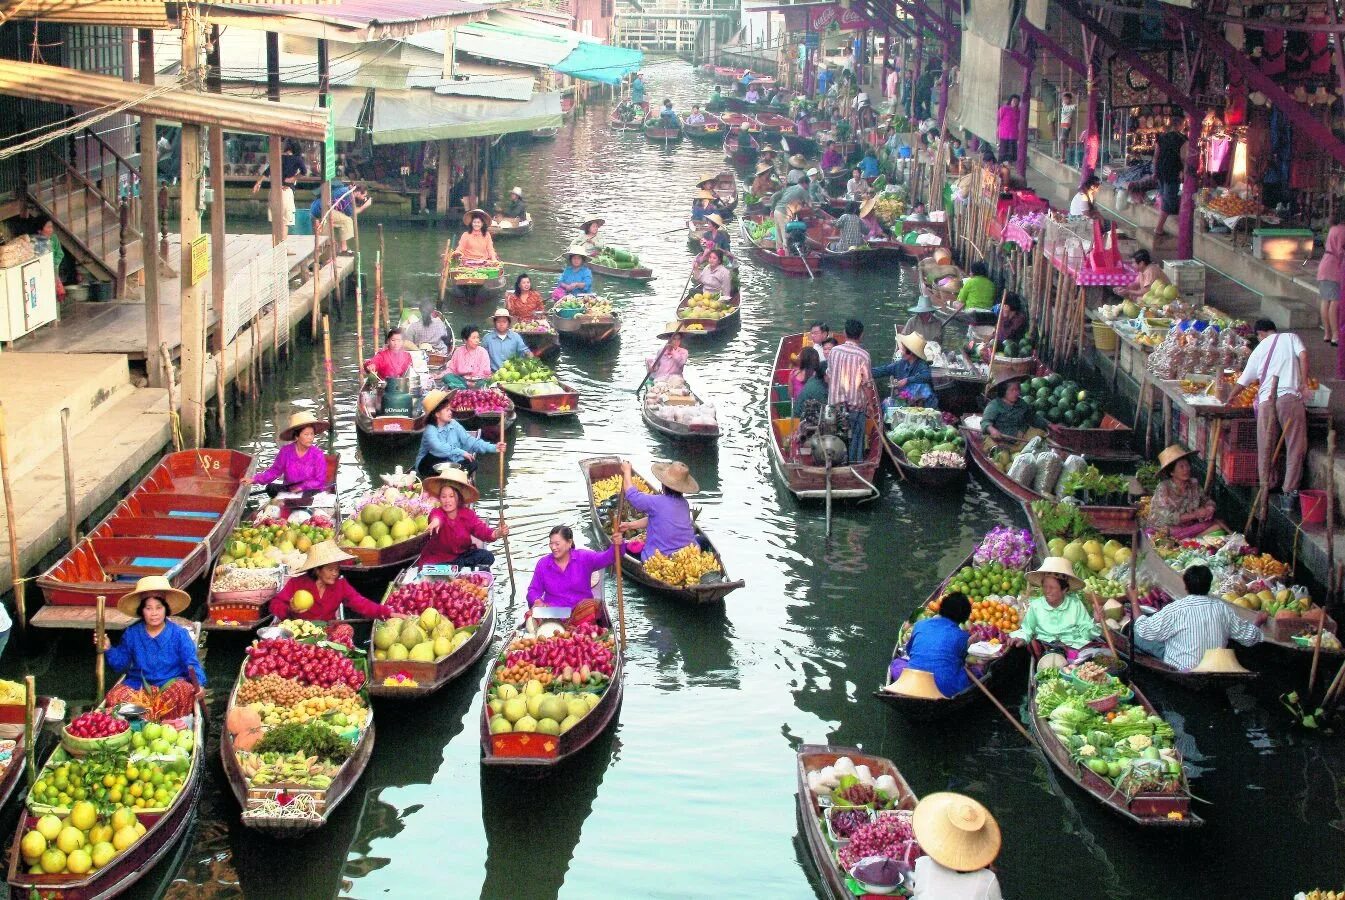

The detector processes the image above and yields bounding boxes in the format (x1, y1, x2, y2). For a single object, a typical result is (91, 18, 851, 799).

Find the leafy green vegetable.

(1029, 499, 1098, 543)
(254, 722, 354, 762)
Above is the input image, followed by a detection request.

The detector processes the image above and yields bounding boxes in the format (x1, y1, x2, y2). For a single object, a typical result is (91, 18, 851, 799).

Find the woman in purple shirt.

(526, 526, 618, 612)
(619, 460, 701, 561)
(247, 412, 330, 496)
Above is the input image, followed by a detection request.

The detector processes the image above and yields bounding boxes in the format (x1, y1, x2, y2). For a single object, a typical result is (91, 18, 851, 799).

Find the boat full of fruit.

(370, 570, 496, 696)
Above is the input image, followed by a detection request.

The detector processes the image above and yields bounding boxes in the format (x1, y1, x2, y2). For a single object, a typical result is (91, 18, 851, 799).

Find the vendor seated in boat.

(401, 299, 450, 353)
(829, 201, 867, 253)
(820, 141, 844, 172)
(270, 541, 391, 621)
(845, 167, 872, 198)
(445, 325, 493, 381)
(806, 168, 829, 205)
(906, 201, 930, 223)
(617, 460, 705, 561)
(888, 591, 972, 698)
(418, 469, 509, 569)
(552, 249, 594, 300)
(484, 308, 533, 372)
(1009, 557, 1100, 656)
(614, 99, 637, 123)
(744, 85, 760, 104)
(873, 332, 936, 408)
(786, 153, 808, 185)
(658, 99, 680, 127)
(858, 196, 887, 241)
(507, 273, 545, 321)
(577, 217, 605, 255)
(1145, 444, 1217, 537)
(908, 793, 1004, 900)
(648, 326, 689, 380)
(904, 295, 948, 345)
(416, 389, 506, 478)
(98, 576, 205, 719)
(1116, 249, 1169, 301)
(696, 214, 732, 259)
(692, 248, 734, 296)
(958, 260, 996, 311)
(246, 412, 330, 497)
(735, 127, 755, 152)
(751, 163, 778, 197)
(455, 209, 498, 266)
(791, 346, 828, 418)
(500, 186, 527, 221)
(996, 293, 1029, 344)
(527, 525, 619, 614)
(685, 105, 707, 126)
(981, 373, 1048, 447)
(794, 110, 814, 139)
(691, 189, 720, 221)
(1128, 565, 1264, 672)
(858, 148, 881, 179)
(364, 328, 413, 380)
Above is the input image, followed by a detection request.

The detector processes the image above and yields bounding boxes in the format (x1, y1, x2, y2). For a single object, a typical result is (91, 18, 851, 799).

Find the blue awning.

(554, 41, 642, 86)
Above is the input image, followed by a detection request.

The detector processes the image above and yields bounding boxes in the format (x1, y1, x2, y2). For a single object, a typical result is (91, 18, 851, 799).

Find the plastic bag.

(1020, 435, 1046, 457)
(1007, 452, 1038, 488)
(1033, 451, 1064, 496)
(1060, 453, 1088, 484)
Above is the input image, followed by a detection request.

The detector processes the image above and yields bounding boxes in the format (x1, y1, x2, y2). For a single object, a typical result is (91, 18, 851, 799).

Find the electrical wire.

(0, 75, 187, 161)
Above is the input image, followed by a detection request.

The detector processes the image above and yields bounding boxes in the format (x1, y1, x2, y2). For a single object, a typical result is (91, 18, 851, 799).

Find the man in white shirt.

(1235, 318, 1311, 499)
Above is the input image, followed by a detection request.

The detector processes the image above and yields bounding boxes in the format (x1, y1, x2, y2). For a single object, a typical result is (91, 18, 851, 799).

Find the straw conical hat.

(1028, 556, 1085, 592)
(789, 153, 808, 168)
(704, 213, 725, 228)
(462, 208, 492, 228)
(656, 322, 687, 340)
(755, 163, 775, 176)
(296, 539, 356, 573)
(564, 245, 592, 262)
(278, 411, 330, 442)
(859, 195, 879, 218)
(885, 667, 945, 700)
(1190, 647, 1250, 674)
(696, 173, 719, 188)
(1156, 443, 1197, 479)
(651, 461, 699, 494)
(423, 467, 480, 504)
(911, 793, 1002, 872)
(422, 389, 453, 418)
(116, 575, 190, 617)
(991, 369, 1031, 390)
(897, 331, 927, 359)
(579, 217, 605, 231)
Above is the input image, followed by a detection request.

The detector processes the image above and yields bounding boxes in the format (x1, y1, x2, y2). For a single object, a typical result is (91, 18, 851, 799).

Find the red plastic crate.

(1222, 419, 1259, 452)
(1219, 448, 1259, 486)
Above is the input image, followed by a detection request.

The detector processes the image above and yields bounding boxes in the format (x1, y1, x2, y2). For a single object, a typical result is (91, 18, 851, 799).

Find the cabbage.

(850, 856, 904, 888)
(1048, 701, 1094, 727)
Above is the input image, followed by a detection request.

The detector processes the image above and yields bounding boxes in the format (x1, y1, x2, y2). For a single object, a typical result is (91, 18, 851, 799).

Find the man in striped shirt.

(1129, 565, 1263, 671)
(826, 319, 874, 463)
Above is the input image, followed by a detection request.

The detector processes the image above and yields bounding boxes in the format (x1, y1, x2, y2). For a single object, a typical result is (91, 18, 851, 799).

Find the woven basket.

(1092, 321, 1119, 351)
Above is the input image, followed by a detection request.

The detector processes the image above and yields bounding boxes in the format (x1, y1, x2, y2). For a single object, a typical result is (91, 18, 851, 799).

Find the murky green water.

(7, 61, 1344, 899)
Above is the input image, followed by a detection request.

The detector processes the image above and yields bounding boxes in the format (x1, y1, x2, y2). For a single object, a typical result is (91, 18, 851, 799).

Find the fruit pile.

(211, 568, 283, 593)
(371, 608, 476, 665)
(490, 355, 559, 387)
(236, 674, 359, 706)
(944, 562, 1026, 604)
(592, 473, 652, 505)
(276, 618, 327, 640)
(244, 639, 366, 691)
(66, 711, 129, 739)
(679, 292, 733, 320)
(872, 195, 906, 225)
(993, 334, 1036, 360)
(19, 807, 145, 878)
(502, 628, 617, 678)
(248, 693, 365, 728)
(1019, 374, 1103, 429)
(487, 679, 603, 737)
(514, 319, 553, 334)
(450, 266, 501, 279)
(338, 487, 433, 551)
(220, 518, 335, 570)
(235, 751, 340, 789)
(967, 597, 1022, 632)
(644, 545, 722, 587)
(383, 576, 489, 627)
(1241, 552, 1290, 579)
(748, 218, 775, 241)
(1084, 575, 1127, 599)
(449, 388, 511, 414)
(1204, 193, 1264, 218)
(30, 721, 194, 816)
(1049, 537, 1132, 576)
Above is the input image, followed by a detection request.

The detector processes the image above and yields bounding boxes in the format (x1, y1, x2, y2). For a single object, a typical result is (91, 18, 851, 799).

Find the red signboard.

(780, 3, 872, 33)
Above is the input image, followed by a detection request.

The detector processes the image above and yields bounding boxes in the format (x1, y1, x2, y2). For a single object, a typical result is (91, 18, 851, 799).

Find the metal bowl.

(257, 626, 293, 642)
(115, 703, 149, 721)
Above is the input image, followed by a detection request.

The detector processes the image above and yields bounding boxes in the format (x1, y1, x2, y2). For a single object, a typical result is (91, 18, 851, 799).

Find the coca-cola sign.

(782, 3, 872, 33)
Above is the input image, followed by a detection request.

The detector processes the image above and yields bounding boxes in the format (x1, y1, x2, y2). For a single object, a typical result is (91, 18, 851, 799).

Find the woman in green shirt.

(1010, 557, 1099, 654)
(957, 260, 996, 310)
(980, 373, 1048, 445)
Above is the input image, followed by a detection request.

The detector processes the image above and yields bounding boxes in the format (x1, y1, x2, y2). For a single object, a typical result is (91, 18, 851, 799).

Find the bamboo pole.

(311, 230, 322, 341)
(322, 315, 335, 429)
(0, 403, 26, 634)
(95, 594, 106, 703)
(160, 343, 182, 453)
(1309, 427, 1336, 694)
(373, 250, 382, 357)
(612, 493, 628, 652)
(965, 667, 1040, 749)
(497, 410, 515, 596)
(59, 407, 77, 547)
(355, 252, 365, 370)
(23, 676, 35, 785)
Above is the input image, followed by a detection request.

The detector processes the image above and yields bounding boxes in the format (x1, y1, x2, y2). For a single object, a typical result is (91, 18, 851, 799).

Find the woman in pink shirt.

(446, 325, 493, 380)
(647, 328, 689, 380)
(1317, 221, 1345, 345)
(417, 469, 509, 568)
(364, 328, 413, 379)
(526, 525, 618, 613)
(996, 94, 1020, 164)
(247, 411, 330, 496)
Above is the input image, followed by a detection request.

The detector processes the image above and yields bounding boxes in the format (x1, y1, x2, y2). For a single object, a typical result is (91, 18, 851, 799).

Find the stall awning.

(453, 21, 576, 68)
(451, 19, 642, 84)
(369, 89, 561, 143)
(554, 41, 642, 85)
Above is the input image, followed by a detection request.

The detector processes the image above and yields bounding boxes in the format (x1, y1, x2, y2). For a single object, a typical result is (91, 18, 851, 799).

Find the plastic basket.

(1219, 448, 1259, 486)
(1092, 322, 1119, 351)
(1222, 419, 1259, 452)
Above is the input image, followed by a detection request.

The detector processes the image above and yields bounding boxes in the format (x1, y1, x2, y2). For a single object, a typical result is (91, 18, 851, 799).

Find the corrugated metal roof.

(205, 0, 498, 39)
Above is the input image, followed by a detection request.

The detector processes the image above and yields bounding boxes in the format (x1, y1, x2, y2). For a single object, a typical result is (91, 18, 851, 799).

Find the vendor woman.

(1145, 443, 1216, 536)
(98, 576, 205, 720)
(415, 389, 506, 478)
(417, 469, 509, 568)
(270, 540, 390, 620)
(455, 208, 498, 266)
(873, 332, 936, 407)
(890, 591, 972, 697)
(552, 249, 594, 300)
(1010, 557, 1100, 653)
(526, 525, 619, 613)
(247, 411, 330, 496)
(445, 325, 493, 381)
(1117, 249, 1169, 301)
(981, 372, 1048, 444)
(618, 459, 701, 560)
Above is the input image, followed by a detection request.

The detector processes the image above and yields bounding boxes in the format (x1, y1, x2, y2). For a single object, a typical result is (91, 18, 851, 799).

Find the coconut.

(1103, 599, 1125, 622)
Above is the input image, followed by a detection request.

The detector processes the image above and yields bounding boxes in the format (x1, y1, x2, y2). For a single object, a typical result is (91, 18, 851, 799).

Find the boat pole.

(322, 315, 336, 433)
(1310, 429, 1335, 695)
(355, 253, 365, 372)
(611, 484, 627, 652)
(497, 410, 516, 598)
(1127, 528, 1138, 676)
(23, 676, 35, 785)
(95, 594, 106, 703)
(984, 291, 1008, 396)
(824, 457, 833, 538)
(0, 402, 26, 634)
(60, 407, 77, 547)
(965, 666, 1040, 750)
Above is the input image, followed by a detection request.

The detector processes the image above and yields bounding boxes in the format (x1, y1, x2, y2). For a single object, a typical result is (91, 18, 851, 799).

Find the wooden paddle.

(634, 322, 688, 395)
(497, 410, 516, 598)
(965, 666, 1040, 750)
(500, 259, 563, 274)
(95, 594, 106, 704)
(23, 676, 35, 785)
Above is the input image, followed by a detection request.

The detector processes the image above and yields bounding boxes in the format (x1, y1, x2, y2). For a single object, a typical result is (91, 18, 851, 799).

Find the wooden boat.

(684, 113, 726, 146)
(880, 430, 968, 489)
(369, 569, 498, 698)
(1027, 659, 1203, 827)
(803, 210, 870, 268)
(795, 745, 918, 900)
(479, 601, 625, 773)
(722, 129, 759, 166)
(8, 698, 205, 898)
(739, 214, 822, 276)
(448, 269, 507, 305)
(0, 698, 49, 814)
(221, 657, 375, 836)
(548, 304, 622, 345)
(489, 215, 533, 238)
(642, 118, 684, 144)
(674, 282, 740, 338)
(609, 100, 649, 131)
(642, 379, 721, 443)
(579, 456, 744, 604)
(897, 241, 940, 262)
(717, 111, 760, 132)
(497, 381, 580, 417)
(1105, 620, 1260, 692)
(442, 390, 516, 440)
(1047, 416, 1140, 463)
(35, 449, 254, 623)
(587, 249, 654, 283)
(768, 334, 882, 501)
(515, 322, 561, 364)
(749, 111, 794, 135)
(355, 383, 424, 446)
(708, 169, 738, 216)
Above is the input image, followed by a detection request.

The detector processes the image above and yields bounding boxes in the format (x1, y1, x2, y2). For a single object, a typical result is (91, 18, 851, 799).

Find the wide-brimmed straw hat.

(884, 667, 944, 699)
(1028, 556, 1085, 592)
(279, 411, 330, 442)
(991, 369, 1031, 391)
(1190, 647, 1251, 674)
(463, 208, 492, 228)
(423, 466, 480, 504)
(859, 196, 879, 218)
(297, 539, 356, 573)
(911, 793, 1002, 872)
(705, 213, 725, 228)
(564, 244, 592, 262)
(696, 189, 716, 200)
(909, 296, 936, 314)
(116, 575, 190, 618)
(510, 186, 523, 196)
(422, 389, 454, 418)
(788, 153, 808, 168)
(806, 167, 821, 178)
(1156, 443, 1198, 480)
(651, 460, 699, 494)
(656, 322, 688, 340)
(490, 307, 514, 324)
(579, 217, 605, 232)
(754, 163, 775, 176)
(897, 332, 927, 359)
(696, 173, 719, 188)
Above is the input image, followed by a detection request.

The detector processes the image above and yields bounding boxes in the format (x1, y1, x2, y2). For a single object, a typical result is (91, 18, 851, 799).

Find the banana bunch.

(593, 474, 652, 505)
(0, 680, 25, 704)
(239, 750, 337, 789)
(644, 545, 722, 587)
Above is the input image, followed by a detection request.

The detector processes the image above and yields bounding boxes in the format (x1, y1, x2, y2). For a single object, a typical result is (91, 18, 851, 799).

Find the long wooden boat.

(515, 322, 561, 363)
(674, 282, 740, 338)
(708, 169, 738, 216)
(642, 119, 684, 144)
(355, 383, 424, 446)
(35, 449, 254, 620)
(795, 745, 918, 900)
(717, 111, 760, 132)
(880, 430, 968, 489)
(489, 215, 533, 238)
(1027, 660, 1203, 827)
(497, 381, 580, 417)
(684, 114, 726, 146)
(8, 698, 205, 898)
(750, 111, 794, 135)
(1105, 620, 1260, 692)
(739, 215, 822, 276)
(548, 306, 622, 345)
(579, 456, 744, 604)
(722, 129, 759, 166)
(0, 699, 49, 814)
(609, 101, 648, 132)
(479, 601, 624, 774)
(369, 568, 497, 698)
(587, 250, 654, 282)
(873, 549, 1017, 719)
(221, 656, 375, 836)
(641, 379, 720, 443)
(768, 334, 882, 501)
(448, 270, 507, 306)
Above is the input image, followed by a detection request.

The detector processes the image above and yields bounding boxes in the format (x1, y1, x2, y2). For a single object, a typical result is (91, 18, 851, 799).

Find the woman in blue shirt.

(858, 149, 881, 178)
(98, 576, 205, 719)
(873, 331, 936, 407)
(552, 250, 594, 300)
(893, 591, 972, 697)
(415, 389, 505, 477)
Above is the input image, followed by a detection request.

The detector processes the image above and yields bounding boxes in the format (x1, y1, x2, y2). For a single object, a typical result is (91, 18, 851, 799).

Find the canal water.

(7, 61, 1343, 898)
